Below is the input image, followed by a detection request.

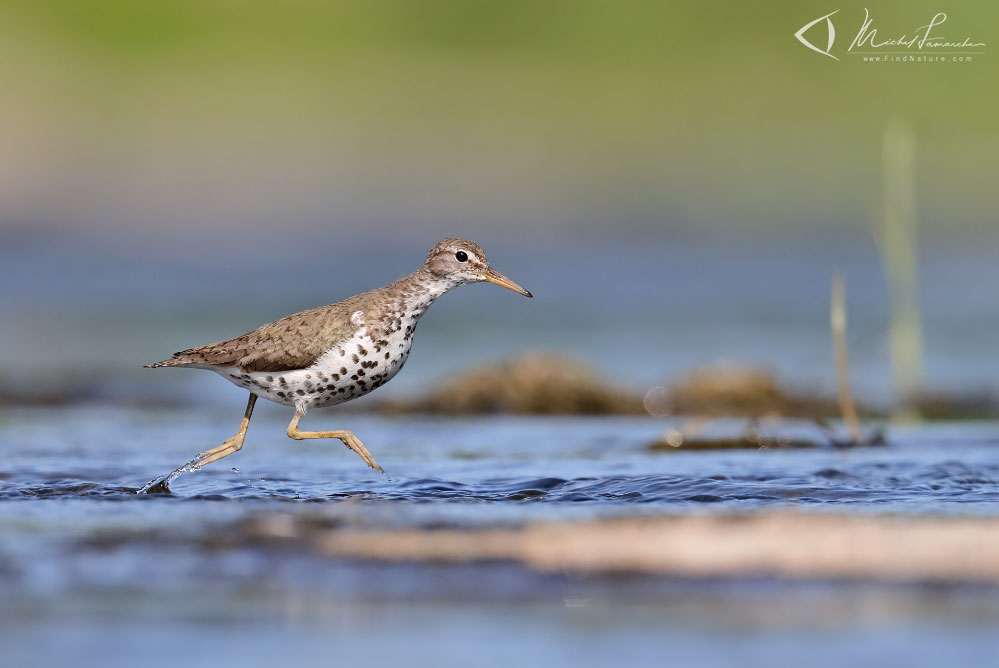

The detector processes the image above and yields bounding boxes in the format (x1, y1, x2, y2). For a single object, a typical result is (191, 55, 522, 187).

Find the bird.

(141, 238, 532, 491)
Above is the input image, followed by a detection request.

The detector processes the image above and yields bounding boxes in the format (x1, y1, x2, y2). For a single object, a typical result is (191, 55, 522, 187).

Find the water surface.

(1, 407, 997, 667)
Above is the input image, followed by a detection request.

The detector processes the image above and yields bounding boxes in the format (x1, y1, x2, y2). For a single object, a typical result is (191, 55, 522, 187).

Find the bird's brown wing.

(146, 302, 362, 373)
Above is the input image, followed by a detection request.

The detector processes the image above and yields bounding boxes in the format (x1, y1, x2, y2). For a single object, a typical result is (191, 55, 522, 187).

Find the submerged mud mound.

(643, 364, 841, 419)
(382, 352, 644, 415)
(381, 358, 843, 417)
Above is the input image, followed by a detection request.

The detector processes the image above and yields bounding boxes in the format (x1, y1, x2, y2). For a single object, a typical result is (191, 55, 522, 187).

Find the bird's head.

(423, 238, 533, 298)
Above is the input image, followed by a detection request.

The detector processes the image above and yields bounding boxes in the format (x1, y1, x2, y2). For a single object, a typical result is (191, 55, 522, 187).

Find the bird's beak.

(482, 268, 533, 298)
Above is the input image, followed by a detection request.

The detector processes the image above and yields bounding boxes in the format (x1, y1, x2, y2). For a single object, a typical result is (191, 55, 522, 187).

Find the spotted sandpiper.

(141, 238, 531, 491)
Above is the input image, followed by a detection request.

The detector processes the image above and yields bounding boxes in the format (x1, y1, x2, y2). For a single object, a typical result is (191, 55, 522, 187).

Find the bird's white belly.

(213, 324, 414, 410)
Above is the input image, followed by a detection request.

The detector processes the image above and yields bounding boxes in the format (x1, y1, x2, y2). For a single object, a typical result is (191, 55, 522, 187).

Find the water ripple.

(2, 464, 996, 512)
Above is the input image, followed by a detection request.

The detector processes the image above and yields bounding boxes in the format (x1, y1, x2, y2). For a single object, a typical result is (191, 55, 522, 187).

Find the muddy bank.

(2, 354, 995, 419)
(382, 357, 998, 419)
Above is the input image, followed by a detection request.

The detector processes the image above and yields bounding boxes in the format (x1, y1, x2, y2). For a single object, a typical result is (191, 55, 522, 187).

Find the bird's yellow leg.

(138, 393, 258, 494)
(286, 409, 384, 473)
(189, 393, 258, 470)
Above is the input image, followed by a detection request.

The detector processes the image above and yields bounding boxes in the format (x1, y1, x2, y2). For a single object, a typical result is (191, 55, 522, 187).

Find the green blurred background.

(1, 0, 995, 243)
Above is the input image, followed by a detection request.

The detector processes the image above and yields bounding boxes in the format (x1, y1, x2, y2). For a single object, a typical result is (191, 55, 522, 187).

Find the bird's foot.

(137, 474, 175, 495)
(342, 436, 385, 473)
(136, 454, 213, 494)
(137, 469, 181, 494)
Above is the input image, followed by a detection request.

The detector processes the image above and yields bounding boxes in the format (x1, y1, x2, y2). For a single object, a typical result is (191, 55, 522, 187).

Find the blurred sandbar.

(240, 512, 999, 583)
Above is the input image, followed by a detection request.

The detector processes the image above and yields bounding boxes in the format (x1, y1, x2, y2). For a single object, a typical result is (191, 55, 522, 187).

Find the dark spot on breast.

(296, 389, 305, 396)
(279, 377, 287, 385)
(305, 373, 312, 379)
(277, 391, 286, 398)
(340, 367, 347, 375)
(266, 376, 274, 382)
(350, 374, 358, 381)
(385, 352, 391, 359)
(332, 374, 340, 381)
(352, 354, 359, 363)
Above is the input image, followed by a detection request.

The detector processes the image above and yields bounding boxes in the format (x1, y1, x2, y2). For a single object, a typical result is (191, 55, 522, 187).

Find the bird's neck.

(387, 268, 459, 315)
(413, 267, 461, 298)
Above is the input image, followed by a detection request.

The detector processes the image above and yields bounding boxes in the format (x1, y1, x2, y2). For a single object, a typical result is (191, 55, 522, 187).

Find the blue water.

(1, 406, 997, 667)
(3, 407, 998, 511)
(2, 233, 999, 666)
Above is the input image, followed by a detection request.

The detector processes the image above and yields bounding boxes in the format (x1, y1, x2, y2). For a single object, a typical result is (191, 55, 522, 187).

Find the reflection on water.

(0, 407, 997, 666)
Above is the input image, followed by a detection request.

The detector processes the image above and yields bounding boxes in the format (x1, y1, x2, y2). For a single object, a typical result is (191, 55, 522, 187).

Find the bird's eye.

(454, 251, 468, 263)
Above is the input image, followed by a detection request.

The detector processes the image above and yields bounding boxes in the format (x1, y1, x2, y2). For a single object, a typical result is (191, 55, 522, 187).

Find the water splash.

(137, 454, 213, 494)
